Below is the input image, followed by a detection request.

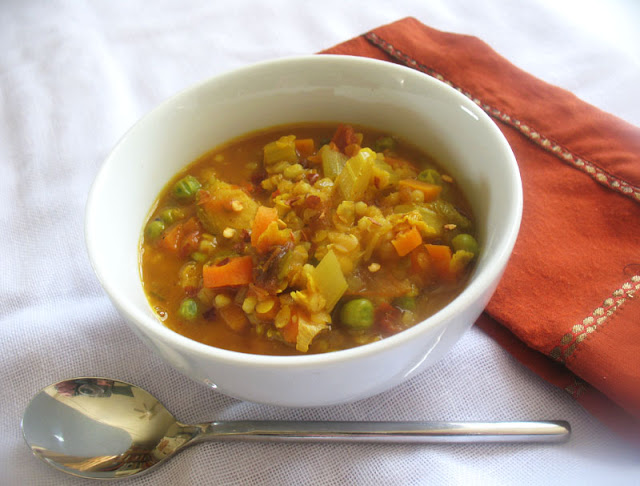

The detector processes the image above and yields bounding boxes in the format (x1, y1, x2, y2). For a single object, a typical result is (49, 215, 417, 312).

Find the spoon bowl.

(22, 378, 571, 480)
(21, 378, 197, 479)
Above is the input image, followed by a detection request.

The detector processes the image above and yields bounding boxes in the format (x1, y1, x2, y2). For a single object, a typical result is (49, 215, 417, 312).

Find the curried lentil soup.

(140, 123, 478, 355)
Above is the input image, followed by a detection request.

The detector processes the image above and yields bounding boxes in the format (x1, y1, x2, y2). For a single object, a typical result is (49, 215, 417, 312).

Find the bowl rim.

(85, 54, 523, 370)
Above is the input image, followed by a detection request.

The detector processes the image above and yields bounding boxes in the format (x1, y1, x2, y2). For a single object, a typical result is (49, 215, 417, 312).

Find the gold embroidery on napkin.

(364, 31, 640, 204)
(549, 275, 640, 363)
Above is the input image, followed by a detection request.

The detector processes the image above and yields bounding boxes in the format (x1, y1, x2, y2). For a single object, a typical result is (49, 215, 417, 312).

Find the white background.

(1, 1, 639, 484)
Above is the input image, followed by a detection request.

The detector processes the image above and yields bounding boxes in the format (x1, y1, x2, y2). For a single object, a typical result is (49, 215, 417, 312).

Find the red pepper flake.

(331, 124, 358, 152)
(216, 257, 230, 267)
(305, 194, 321, 209)
(251, 168, 268, 186)
(183, 286, 199, 297)
(202, 307, 217, 321)
(375, 302, 403, 335)
(306, 172, 320, 184)
(196, 190, 211, 205)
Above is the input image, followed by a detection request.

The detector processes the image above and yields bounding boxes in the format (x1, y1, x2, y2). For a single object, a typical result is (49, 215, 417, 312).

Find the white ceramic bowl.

(85, 55, 522, 407)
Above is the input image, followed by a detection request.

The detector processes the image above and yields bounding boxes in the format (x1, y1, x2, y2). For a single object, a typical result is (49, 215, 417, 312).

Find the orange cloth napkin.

(322, 17, 640, 442)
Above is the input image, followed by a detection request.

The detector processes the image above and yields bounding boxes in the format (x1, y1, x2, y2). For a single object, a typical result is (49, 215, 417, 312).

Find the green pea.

(417, 169, 442, 185)
(392, 295, 416, 311)
(374, 136, 396, 152)
(159, 207, 185, 224)
(173, 175, 202, 200)
(190, 251, 207, 263)
(145, 219, 165, 240)
(451, 233, 479, 256)
(178, 298, 199, 320)
(340, 298, 374, 330)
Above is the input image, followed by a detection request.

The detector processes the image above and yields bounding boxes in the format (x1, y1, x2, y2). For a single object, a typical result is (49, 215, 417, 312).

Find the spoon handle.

(199, 420, 570, 444)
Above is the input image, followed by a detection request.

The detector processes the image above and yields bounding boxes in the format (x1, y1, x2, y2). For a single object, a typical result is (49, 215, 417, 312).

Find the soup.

(140, 123, 478, 355)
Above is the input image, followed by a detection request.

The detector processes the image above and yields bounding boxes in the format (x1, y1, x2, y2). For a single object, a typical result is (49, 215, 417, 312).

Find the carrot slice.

(398, 179, 442, 202)
(251, 206, 278, 248)
(158, 223, 182, 251)
(218, 305, 249, 332)
(178, 217, 202, 257)
(294, 138, 315, 157)
(425, 244, 453, 281)
(410, 245, 431, 274)
(391, 227, 423, 257)
(203, 256, 253, 288)
(281, 316, 299, 344)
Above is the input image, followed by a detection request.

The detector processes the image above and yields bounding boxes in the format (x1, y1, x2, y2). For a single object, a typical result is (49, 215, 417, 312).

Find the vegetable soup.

(140, 124, 478, 355)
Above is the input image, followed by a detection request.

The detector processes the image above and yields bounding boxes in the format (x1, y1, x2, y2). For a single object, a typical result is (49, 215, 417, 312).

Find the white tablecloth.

(2, 1, 639, 484)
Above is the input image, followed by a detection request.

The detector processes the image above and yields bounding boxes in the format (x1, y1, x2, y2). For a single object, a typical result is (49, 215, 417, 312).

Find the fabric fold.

(322, 17, 640, 442)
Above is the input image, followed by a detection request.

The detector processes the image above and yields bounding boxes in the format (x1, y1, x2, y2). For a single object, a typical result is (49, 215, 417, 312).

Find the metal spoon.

(22, 377, 570, 480)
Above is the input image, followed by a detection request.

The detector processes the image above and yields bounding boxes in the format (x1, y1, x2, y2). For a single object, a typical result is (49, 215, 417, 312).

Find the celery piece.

(319, 145, 348, 179)
(429, 200, 471, 230)
(263, 135, 298, 166)
(313, 249, 348, 312)
(392, 295, 417, 311)
(416, 206, 444, 236)
(335, 148, 376, 201)
(295, 314, 328, 353)
(450, 249, 475, 275)
(374, 156, 399, 184)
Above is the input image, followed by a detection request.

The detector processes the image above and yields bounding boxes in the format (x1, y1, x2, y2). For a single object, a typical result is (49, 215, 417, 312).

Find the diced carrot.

(398, 179, 442, 202)
(306, 153, 322, 164)
(178, 217, 202, 257)
(294, 138, 315, 157)
(251, 206, 278, 248)
(282, 313, 299, 344)
(181, 217, 201, 234)
(425, 244, 453, 281)
(158, 217, 202, 254)
(218, 305, 249, 333)
(159, 223, 183, 251)
(410, 245, 431, 273)
(203, 256, 254, 288)
(391, 227, 423, 257)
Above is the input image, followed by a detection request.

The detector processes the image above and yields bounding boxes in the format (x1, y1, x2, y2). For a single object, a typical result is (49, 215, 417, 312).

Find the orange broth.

(140, 123, 477, 355)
